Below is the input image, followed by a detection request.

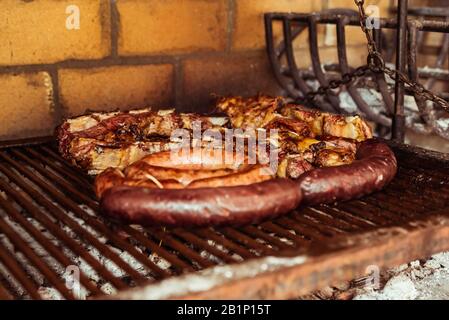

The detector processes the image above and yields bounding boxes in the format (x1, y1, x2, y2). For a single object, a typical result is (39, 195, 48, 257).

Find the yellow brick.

(322, 25, 367, 47)
(117, 0, 227, 55)
(233, 0, 320, 50)
(325, 0, 391, 46)
(419, 52, 448, 69)
(0, 72, 55, 139)
(293, 45, 368, 69)
(328, 0, 390, 16)
(423, 32, 447, 48)
(58, 64, 174, 117)
(0, 0, 110, 66)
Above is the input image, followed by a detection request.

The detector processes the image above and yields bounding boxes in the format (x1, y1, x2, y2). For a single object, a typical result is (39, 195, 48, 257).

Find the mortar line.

(172, 58, 183, 111)
(226, 0, 236, 52)
(47, 65, 63, 127)
(0, 50, 267, 75)
(110, 0, 119, 58)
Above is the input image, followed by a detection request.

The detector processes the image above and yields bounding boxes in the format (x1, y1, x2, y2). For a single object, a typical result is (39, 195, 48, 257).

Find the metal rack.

(0, 138, 449, 299)
(264, 1, 449, 140)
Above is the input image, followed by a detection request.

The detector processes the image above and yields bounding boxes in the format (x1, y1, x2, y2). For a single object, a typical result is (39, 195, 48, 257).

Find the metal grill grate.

(0, 138, 449, 299)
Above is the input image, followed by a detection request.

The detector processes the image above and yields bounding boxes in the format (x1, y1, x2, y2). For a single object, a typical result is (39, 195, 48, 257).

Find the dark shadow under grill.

(0, 138, 449, 299)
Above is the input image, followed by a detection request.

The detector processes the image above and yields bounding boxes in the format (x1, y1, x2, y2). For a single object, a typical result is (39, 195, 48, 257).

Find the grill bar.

(0, 282, 12, 300)
(149, 229, 215, 269)
(0, 151, 168, 283)
(0, 179, 101, 296)
(0, 162, 128, 291)
(0, 139, 448, 299)
(25, 147, 92, 191)
(0, 241, 42, 300)
(195, 229, 257, 259)
(40, 146, 93, 185)
(0, 211, 75, 299)
(259, 221, 309, 245)
(171, 229, 238, 264)
(265, 10, 449, 140)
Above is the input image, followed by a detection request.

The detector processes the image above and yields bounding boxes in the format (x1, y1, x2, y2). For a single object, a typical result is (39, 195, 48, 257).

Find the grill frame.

(0, 138, 448, 299)
(264, 8, 449, 141)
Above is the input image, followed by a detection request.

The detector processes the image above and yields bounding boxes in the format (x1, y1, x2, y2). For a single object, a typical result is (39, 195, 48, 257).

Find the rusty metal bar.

(119, 226, 196, 274)
(172, 229, 238, 263)
(0, 215, 75, 299)
(315, 205, 375, 230)
(0, 175, 104, 294)
(266, 9, 449, 140)
(148, 229, 215, 269)
(373, 26, 395, 116)
(426, 31, 449, 90)
(269, 13, 449, 32)
(0, 283, 12, 300)
(0, 179, 101, 296)
(392, 0, 408, 141)
(195, 229, 256, 259)
(336, 16, 391, 126)
(219, 228, 277, 255)
(407, 20, 428, 123)
(0, 162, 130, 290)
(307, 15, 341, 113)
(0, 241, 42, 300)
(282, 18, 312, 97)
(240, 225, 293, 251)
(0, 153, 160, 285)
(259, 221, 309, 246)
(2, 150, 171, 281)
(1, 139, 449, 299)
(302, 207, 356, 233)
(264, 14, 301, 98)
(25, 147, 93, 191)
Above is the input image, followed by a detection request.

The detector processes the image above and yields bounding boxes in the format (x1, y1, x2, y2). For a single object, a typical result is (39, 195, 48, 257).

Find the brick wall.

(0, 0, 397, 139)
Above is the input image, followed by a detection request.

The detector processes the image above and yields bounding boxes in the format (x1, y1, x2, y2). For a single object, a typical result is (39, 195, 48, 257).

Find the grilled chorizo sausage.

(97, 140, 396, 227)
(297, 139, 397, 205)
(100, 178, 302, 227)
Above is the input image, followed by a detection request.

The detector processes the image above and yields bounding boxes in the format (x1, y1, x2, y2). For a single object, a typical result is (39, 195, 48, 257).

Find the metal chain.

(301, 0, 449, 113)
(354, 0, 449, 112)
(303, 65, 370, 102)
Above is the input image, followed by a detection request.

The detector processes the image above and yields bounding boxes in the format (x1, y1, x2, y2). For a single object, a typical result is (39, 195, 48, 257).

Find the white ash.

(37, 286, 64, 300)
(436, 118, 449, 131)
(98, 246, 147, 278)
(0, 216, 64, 283)
(272, 234, 294, 246)
(419, 65, 449, 76)
(100, 282, 117, 296)
(2, 177, 247, 299)
(303, 67, 449, 140)
(204, 240, 244, 263)
(338, 88, 386, 115)
(0, 261, 28, 299)
(199, 246, 223, 264)
(0, 196, 160, 299)
(0, 213, 143, 299)
(148, 253, 172, 270)
(354, 252, 449, 300)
